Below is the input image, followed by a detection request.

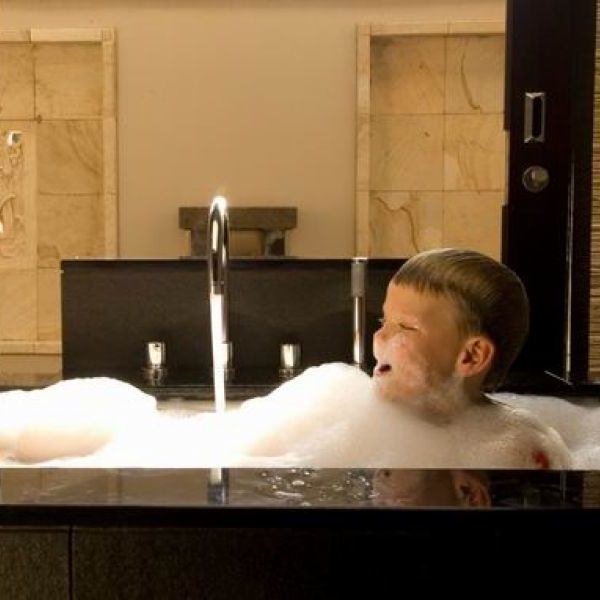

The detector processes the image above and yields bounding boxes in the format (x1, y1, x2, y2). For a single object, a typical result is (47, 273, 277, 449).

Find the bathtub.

(0, 373, 599, 596)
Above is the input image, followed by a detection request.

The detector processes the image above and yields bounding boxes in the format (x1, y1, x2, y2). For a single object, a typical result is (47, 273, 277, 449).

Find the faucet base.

(142, 366, 168, 386)
(279, 367, 302, 381)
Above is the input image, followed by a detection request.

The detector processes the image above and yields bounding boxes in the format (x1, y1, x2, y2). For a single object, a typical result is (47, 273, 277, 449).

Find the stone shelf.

(179, 206, 297, 256)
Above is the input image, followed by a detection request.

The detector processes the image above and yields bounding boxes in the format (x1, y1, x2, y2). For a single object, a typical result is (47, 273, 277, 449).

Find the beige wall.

(2, 0, 505, 258)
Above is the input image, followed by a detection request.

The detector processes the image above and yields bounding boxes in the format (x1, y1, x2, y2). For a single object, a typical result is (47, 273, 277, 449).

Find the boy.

(372, 248, 571, 469)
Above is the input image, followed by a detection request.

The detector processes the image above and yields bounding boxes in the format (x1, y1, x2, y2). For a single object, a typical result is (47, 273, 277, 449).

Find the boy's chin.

(373, 376, 449, 413)
(372, 375, 394, 399)
(373, 377, 419, 404)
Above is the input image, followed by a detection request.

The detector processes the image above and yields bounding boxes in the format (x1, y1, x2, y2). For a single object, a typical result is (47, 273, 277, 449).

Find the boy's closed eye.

(378, 317, 418, 331)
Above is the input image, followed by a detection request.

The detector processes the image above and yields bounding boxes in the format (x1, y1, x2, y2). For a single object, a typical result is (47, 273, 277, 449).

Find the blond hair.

(393, 248, 529, 391)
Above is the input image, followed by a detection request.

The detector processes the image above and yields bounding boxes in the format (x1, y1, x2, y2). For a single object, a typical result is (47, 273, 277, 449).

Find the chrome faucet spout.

(208, 196, 229, 296)
(206, 196, 231, 492)
(208, 195, 230, 341)
(207, 195, 233, 396)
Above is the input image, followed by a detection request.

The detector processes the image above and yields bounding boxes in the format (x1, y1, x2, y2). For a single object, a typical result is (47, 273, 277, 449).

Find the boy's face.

(373, 282, 466, 406)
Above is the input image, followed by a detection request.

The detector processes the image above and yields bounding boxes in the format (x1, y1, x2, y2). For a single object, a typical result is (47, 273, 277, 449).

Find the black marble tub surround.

(0, 468, 596, 598)
(60, 258, 403, 385)
(56, 256, 600, 397)
(0, 371, 270, 400)
(0, 527, 69, 598)
(0, 254, 587, 397)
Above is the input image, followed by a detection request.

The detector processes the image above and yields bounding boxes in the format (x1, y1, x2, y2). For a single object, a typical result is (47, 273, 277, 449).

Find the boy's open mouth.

(374, 363, 392, 376)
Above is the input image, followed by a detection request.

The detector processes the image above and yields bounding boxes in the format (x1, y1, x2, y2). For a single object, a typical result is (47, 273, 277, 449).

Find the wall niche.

(0, 28, 117, 357)
(355, 22, 505, 259)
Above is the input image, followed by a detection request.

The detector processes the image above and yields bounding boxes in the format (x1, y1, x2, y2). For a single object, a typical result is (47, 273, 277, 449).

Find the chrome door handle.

(524, 92, 546, 143)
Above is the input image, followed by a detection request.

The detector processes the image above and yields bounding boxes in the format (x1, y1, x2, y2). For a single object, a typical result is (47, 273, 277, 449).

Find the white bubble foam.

(0, 378, 156, 464)
(0, 365, 594, 469)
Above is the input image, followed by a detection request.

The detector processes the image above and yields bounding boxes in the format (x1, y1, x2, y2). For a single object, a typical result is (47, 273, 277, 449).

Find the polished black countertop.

(0, 467, 592, 516)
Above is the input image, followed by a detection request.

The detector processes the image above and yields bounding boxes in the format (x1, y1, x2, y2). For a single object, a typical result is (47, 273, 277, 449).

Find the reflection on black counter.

(0, 468, 585, 509)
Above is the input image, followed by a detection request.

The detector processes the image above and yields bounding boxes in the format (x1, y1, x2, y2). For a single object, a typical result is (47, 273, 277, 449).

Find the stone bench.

(179, 207, 298, 256)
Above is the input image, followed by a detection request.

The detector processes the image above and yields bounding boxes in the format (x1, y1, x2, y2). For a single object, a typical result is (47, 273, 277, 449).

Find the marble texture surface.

(442, 191, 503, 259)
(37, 268, 61, 341)
(370, 115, 444, 191)
(0, 269, 37, 341)
(37, 120, 103, 195)
(371, 36, 445, 115)
(359, 28, 505, 259)
(445, 35, 505, 114)
(443, 113, 505, 191)
(0, 43, 35, 119)
(0, 30, 116, 355)
(356, 113, 371, 193)
(369, 191, 443, 256)
(34, 42, 103, 119)
(37, 194, 102, 268)
(102, 191, 117, 257)
(369, 189, 502, 260)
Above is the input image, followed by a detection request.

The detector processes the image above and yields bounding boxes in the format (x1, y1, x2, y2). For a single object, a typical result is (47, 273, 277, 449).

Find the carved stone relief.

(0, 129, 25, 258)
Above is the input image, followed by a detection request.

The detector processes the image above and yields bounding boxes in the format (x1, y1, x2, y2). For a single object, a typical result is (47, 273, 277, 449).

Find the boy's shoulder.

(458, 398, 572, 469)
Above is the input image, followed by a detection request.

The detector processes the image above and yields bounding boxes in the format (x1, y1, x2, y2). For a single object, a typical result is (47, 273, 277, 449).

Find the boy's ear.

(455, 335, 495, 378)
(451, 471, 491, 507)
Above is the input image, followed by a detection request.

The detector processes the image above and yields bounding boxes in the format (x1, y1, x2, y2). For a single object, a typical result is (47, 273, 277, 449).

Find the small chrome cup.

(142, 341, 168, 385)
(279, 343, 301, 380)
(146, 341, 166, 368)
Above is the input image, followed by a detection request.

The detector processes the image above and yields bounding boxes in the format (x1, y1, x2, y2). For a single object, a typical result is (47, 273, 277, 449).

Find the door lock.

(522, 165, 550, 193)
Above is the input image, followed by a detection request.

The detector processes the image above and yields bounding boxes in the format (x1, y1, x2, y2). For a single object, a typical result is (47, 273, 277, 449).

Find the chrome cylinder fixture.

(279, 342, 302, 380)
(142, 340, 167, 385)
(351, 257, 367, 370)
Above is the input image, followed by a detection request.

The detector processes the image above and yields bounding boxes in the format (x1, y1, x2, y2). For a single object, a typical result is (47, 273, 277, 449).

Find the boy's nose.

(373, 327, 386, 352)
(373, 324, 389, 342)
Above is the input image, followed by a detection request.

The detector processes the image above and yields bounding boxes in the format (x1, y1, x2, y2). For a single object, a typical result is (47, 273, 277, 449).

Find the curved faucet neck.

(208, 196, 229, 296)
